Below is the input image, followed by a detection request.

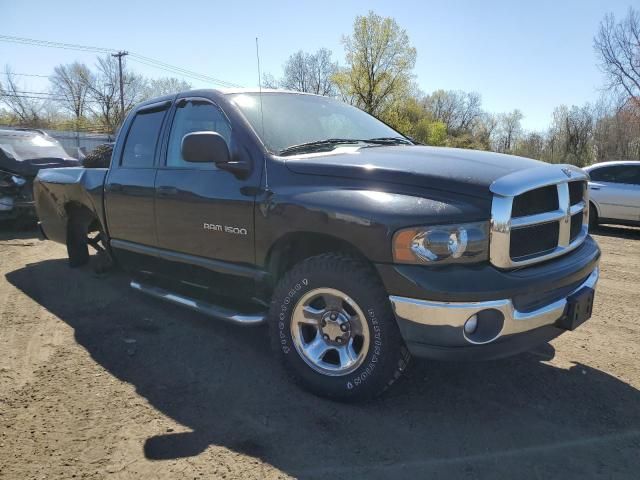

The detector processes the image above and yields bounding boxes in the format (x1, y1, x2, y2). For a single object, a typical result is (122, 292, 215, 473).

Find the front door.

(154, 97, 258, 295)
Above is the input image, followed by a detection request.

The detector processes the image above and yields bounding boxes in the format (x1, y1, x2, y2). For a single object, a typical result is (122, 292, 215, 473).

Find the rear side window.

(590, 165, 640, 185)
(121, 109, 167, 168)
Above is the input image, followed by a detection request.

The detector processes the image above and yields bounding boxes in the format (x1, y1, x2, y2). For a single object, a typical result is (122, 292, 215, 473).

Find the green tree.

(335, 11, 417, 116)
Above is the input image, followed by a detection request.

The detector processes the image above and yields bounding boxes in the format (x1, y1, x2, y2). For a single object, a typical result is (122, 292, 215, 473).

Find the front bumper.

(0, 182, 35, 220)
(390, 267, 598, 360)
(378, 235, 601, 361)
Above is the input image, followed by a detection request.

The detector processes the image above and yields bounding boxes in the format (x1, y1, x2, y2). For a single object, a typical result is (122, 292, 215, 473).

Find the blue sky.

(0, 0, 633, 130)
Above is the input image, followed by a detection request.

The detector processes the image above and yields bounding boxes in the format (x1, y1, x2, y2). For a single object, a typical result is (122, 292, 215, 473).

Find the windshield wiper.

(364, 136, 413, 145)
(278, 136, 413, 156)
(278, 139, 363, 156)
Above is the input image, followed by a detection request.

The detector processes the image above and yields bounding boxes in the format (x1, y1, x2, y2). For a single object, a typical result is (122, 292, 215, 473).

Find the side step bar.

(130, 280, 267, 326)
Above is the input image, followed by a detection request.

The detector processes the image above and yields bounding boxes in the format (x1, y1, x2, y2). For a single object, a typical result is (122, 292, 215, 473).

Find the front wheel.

(269, 253, 410, 401)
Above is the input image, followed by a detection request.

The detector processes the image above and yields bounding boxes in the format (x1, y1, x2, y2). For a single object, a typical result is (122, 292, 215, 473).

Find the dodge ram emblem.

(561, 168, 573, 178)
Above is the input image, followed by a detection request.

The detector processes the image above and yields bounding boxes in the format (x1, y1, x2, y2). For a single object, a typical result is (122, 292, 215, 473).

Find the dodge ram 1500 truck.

(34, 89, 600, 400)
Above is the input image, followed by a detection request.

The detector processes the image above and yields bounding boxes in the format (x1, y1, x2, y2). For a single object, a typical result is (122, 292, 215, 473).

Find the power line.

(127, 54, 241, 88)
(12, 90, 60, 96)
(0, 35, 114, 54)
(0, 93, 64, 101)
(0, 72, 49, 78)
(0, 34, 243, 88)
(2, 92, 103, 104)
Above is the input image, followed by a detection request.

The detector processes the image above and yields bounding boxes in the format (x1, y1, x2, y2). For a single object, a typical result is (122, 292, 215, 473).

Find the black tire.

(66, 215, 90, 268)
(269, 253, 411, 401)
(589, 202, 598, 231)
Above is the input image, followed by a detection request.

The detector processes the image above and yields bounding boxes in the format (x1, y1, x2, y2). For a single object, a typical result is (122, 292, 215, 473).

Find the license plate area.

(559, 287, 595, 330)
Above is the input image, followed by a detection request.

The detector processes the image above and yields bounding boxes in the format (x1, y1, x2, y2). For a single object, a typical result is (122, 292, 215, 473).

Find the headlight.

(392, 222, 489, 265)
(0, 170, 13, 188)
(0, 170, 26, 188)
(11, 175, 26, 186)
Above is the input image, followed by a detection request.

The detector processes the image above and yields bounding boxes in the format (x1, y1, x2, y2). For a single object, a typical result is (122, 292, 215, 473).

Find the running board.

(130, 280, 267, 326)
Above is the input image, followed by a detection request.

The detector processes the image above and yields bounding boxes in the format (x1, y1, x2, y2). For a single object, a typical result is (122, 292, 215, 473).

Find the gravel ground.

(0, 225, 639, 479)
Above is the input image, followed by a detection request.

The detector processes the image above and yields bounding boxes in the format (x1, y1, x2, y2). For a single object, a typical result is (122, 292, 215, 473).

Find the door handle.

(157, 186, 178, 196)
(590, 186, 600, 191)
(107, 183, 123, 192)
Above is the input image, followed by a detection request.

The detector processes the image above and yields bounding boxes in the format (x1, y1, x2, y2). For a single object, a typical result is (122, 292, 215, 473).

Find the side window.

(589, 167, 615, 182)
(612, 167, 638, 184)
(166, 100, 231, 168)
(591, 166, 638, 185)
(121, 108, 167, 168)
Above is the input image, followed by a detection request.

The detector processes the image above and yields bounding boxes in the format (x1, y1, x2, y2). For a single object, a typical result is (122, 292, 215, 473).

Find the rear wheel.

(66, 210, 111, 270)
(66, 215, 90, 268)
(269, 253, 410, 401)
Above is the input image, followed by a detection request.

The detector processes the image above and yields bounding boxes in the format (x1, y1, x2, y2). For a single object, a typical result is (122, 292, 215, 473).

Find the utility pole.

(111, 51, 128, 118)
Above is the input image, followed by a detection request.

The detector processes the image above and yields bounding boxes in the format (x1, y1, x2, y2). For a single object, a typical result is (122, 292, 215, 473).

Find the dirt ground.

(0, 225, 639, 479)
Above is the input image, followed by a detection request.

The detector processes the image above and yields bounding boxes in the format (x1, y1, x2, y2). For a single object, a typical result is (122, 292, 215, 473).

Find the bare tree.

(143, 77, 191, 98)
(546, 105, 595, 166)
(424, 90, 483, 135)
(281, 51, 312, 92)
(307, 48, 338, 96)
(261, 73, 279, 89)
(50, 62, 93, 123)
(496, 109, 523, 153)
(515, 131, 546, 160)
(84, 55, 147, 132)
(592, 94, 640, 161)
(474, 112, 499, 150)
(594, 8, 640, 105)
(280, 49, 338, 95)
(0, 66, 46, 126)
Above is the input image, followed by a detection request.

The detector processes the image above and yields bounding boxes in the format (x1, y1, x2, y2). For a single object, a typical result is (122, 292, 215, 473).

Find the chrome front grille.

(489, 165, 590, 269)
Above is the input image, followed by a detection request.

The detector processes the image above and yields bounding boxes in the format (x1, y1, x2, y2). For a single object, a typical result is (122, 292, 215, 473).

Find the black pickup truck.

(34, 90, 600, 400)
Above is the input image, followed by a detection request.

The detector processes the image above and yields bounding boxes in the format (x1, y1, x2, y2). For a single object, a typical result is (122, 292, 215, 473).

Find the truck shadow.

(6, 259, 640, 478)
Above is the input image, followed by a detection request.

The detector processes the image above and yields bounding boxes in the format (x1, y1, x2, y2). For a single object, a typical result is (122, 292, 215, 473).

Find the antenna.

(256, 37, 268, 190)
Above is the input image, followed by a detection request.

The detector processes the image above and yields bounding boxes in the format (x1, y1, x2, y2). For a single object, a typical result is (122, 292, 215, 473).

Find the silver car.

(584, 161, 640, 228)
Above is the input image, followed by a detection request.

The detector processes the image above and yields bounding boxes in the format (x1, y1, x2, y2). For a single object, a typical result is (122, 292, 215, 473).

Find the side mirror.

(181, 131, 230, 164)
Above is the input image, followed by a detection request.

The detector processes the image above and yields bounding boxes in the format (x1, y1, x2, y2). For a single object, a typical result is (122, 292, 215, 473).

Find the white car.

(584, 161, 640, 228)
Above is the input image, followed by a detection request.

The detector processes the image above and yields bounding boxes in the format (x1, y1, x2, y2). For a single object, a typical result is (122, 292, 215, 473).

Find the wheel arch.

(264, 231, 375, 286)
(64, 201, 101, 234)
(589, 198, 602, 219)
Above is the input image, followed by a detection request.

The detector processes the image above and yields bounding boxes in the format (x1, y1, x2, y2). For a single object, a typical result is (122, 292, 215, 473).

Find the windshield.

(229, 92, 404, 154)
(0, 131, 69, 161)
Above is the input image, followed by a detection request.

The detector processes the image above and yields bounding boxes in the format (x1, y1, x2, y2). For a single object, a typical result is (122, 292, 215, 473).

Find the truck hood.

(284, 145, 545, 199)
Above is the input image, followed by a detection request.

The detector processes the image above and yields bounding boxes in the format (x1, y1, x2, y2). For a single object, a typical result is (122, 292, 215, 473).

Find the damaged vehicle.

(0, 128, 80, 223)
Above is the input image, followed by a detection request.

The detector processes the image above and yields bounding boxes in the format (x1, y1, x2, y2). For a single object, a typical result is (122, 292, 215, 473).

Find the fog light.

(464, 314, 478, 335)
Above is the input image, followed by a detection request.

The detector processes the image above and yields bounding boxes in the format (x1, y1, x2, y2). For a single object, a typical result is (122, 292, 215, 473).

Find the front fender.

(256, 183, 489, 265)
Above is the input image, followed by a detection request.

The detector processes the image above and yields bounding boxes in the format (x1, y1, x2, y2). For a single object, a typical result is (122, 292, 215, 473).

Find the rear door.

(105, 101, 171, 246)
(589, 165, 640, 222)
(154, 97, 257, 291)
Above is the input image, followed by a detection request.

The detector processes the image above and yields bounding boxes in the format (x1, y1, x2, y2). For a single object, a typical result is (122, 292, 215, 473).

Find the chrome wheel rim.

(290, 288, 370, 376)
